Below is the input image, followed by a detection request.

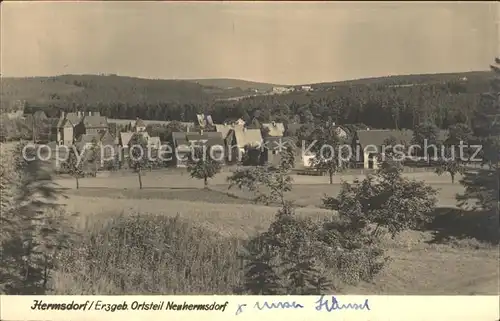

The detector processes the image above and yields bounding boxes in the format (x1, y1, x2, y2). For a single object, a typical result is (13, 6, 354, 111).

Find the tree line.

(21, 72, 491, 132)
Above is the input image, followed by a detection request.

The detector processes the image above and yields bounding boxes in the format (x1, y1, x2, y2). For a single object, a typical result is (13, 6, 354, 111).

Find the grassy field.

(53, 194, 498, 295)
(50, 169, 499, 295)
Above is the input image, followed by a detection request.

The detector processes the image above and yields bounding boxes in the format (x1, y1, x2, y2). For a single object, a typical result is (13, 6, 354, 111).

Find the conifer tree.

(1, 141, 70, 294)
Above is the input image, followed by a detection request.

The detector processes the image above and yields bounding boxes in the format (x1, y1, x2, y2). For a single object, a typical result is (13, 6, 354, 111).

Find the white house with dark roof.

(225, 127, 263, 163)
(352, 129, 414, 169)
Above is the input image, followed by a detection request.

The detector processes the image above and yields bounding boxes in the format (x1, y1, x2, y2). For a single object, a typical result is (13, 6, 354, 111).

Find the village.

(21, 107, 453, 175)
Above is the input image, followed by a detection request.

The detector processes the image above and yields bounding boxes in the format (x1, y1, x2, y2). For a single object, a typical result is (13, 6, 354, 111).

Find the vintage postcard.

(1, 1, 499, 320)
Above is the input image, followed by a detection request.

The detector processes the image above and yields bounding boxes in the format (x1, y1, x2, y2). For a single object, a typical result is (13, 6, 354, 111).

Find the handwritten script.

(315, 295, 371, 312)
(234, 296, 370, 315)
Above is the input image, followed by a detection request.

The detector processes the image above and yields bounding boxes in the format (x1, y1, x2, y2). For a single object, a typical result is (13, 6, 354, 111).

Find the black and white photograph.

(1, 1, 499, 299)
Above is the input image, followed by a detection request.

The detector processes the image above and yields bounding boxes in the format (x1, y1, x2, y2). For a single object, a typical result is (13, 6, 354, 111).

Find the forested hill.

(1, 71, 494, 130)
(0, 74, 261, 111)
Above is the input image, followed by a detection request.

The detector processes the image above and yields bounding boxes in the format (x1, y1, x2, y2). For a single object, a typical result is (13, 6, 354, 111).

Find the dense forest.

(4, 71, 493, 130)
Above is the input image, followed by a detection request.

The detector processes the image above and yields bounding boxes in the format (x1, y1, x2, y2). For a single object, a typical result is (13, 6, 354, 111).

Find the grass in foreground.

(52, 211, 499, 295)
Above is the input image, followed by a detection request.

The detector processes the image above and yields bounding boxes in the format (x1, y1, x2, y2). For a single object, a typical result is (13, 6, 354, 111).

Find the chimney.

(200, 129, 204, 135)
(61, 111, 65, 119)
(88, 111, 92, 116)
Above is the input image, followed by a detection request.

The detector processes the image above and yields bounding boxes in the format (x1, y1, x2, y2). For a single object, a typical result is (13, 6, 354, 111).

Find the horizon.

(0, 69, 492, 87)
(1, 2, 498, 84)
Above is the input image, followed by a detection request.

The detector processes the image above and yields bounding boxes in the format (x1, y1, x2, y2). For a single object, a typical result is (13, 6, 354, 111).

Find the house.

(261, 136, 298, 165)
(74, 131, 118, 170)
(196, 113, 215, 130)
(262, 122, 285, 137)
(225, 127, 263, 163)
(215, 123, 244, 140)
(133, 118, 147, 132)
(171, 131, 225, 167)
(260, 136, 316, 168)
(135, 131, 161, 149)
(272, 86, 294, 94)
(54, 111, 84, 145)
(108, 118, 195, 130)
(301, 85, 312, 91)
(75, 111, 108, 137)
(333, 124, 349, 139)
(352, 129, 414, 169)
(118, 131, 162, 164)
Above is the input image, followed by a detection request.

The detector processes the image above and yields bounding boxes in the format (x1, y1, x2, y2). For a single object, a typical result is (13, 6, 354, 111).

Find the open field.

(57, 170, 468, 209)
(51, 168, 499, 295)
(55, 191, 499, 295)
(54, 170, 465, 188)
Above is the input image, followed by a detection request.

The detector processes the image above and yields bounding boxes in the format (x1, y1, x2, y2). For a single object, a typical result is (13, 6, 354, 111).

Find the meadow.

(48, 169, 499, 295)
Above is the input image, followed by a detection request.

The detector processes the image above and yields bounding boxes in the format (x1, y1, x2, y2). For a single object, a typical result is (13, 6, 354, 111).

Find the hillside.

(312, 71, 490, 88)
(1, 72, 491, 112)
(186, 78, 280, 91)
(1, 71, 493, 132)
(0, 74, 256, 112)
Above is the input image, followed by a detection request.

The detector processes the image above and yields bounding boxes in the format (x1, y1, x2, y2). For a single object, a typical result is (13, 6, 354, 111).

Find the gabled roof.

(120, 132, 135, 146)
(135, 118, 146, 127)
(172, 132, 224, 151)
(33, 110, 48, 120)
(215, 124, 244, 139)
(65, 113, 82, 127)
(355, 129, 414, 148)
(228, 127, 263, 149)
(83, 115, 108, 128)
(262, 122, 285, 137)
(99, 131, 115, 146)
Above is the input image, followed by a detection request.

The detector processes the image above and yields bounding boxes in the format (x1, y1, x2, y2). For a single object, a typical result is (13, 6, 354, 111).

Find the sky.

(1, 1, 498, 84)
